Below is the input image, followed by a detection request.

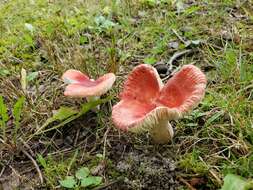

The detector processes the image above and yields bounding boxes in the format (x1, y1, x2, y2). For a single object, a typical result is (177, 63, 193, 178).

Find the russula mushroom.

(112, 64, 206, 144)
(62, 69, 116, 109)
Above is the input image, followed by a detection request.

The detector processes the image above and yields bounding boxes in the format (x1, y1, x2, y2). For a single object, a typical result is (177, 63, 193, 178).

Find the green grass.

(0, 0, 253, 189)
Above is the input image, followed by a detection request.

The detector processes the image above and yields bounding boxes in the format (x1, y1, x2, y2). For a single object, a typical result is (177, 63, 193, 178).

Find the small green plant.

(13, 96, 25, 143)
(0, 96, 25, 143)
(0, 96, 9, 142)
(37, 154, 69, 188)
(144, 56, 157, 65)
(37, 151, 104, 188)
(94, 15, 116, 32)
(221, 174, 253, 190)
(28, 96, 112, 140)
(59, 167, 102, 189)
(179, 149, 208, 174)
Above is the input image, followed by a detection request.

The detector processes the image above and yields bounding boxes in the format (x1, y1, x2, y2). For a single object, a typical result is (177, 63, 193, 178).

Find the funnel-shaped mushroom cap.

(62, 69, 116, 97)
(112, 64, 206, 143)
(157, 64, 207, 114)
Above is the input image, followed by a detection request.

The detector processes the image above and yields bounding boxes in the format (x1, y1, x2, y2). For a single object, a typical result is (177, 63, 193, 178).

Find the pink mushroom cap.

(62, 69, 116, 97)
(112, 64, 207, 142)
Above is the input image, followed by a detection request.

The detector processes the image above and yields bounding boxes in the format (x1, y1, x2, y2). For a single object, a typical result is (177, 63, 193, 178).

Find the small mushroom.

(62, 69, 116, 109)
(112, 64, 206, 144)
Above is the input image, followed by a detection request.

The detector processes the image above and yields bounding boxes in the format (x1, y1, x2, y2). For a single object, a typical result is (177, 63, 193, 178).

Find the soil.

(107, 149, 179, 190)
(0, 108, 181, 190)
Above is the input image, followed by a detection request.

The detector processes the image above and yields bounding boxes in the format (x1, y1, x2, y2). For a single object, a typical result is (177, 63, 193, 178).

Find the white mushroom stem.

(86, 95, 100, 111)
(149, 121, 174, 144)
(84, 79, 100, 111)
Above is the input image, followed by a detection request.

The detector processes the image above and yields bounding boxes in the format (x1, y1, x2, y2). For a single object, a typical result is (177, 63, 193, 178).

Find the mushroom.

(112, 64, 206, 144)
(62, 69, 116, 109)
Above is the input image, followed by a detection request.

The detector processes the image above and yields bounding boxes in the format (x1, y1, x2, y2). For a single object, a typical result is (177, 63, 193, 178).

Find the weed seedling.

(59, 167, 102, 189)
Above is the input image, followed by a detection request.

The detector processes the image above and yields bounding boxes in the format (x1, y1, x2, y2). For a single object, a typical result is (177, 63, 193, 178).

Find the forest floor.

(0, 0, 253, 189)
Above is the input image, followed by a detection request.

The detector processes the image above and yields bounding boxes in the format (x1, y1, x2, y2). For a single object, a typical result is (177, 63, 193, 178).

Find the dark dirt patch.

(105, 138, 180, 190)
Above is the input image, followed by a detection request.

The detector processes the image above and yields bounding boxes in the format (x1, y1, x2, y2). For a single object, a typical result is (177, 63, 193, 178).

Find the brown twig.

(21, 149, 44, 184)
(74, 128, 80, 146)
(172, 29, 187, 44)
(177, 176, 197, 190)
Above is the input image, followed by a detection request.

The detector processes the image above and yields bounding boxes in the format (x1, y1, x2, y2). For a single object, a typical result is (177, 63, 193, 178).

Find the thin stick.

(167, 49, 192, 66)
(177, 176, 197, 190)
(67, 149, 79, 175)
(162, 50, 193, 82)
(102, 127, 111, 159)
(74, 128, 80, 146)
(237, 40, 242, 70)
(22, 149, 44, 184)
(9, 165, 22, 178)
(0, 161, 9, 178)
(172, 29, 187, 44)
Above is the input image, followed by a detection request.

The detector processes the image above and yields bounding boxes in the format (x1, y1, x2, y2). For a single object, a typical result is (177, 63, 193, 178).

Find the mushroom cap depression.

(112, 64, 207, 133)
(62, 69, 116, 97)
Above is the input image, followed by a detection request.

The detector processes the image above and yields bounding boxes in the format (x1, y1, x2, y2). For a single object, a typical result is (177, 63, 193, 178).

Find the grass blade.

(0, 96, 9, 141)
(28, 96, 112, 138)
(13, 96, 25, 143)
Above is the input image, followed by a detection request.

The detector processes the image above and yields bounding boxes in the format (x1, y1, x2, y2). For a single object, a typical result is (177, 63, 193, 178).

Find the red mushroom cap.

(156, 64, 207, 115)
(112, 64, 207, 133)
(62, 69, 116, 97)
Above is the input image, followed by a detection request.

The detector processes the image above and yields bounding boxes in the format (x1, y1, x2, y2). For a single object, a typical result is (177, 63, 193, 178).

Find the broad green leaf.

(79, 36, 88, 45)
(0, 96, 9, 124)
(13, 96, 25, 142)
(13, 96, 25, 125)
(23, 34, 34, 46)
(143, 57, 156, 65)
(221, 174, 253, 190)
(27, 71, 39, 81)
(81, 176, 102, 187)
(95, 15, 116, 30)
(59, 176, 77, 189)
(75, 167, 90, 180)
(37, 154, 47, 168)
(0, 69, 10, 77)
